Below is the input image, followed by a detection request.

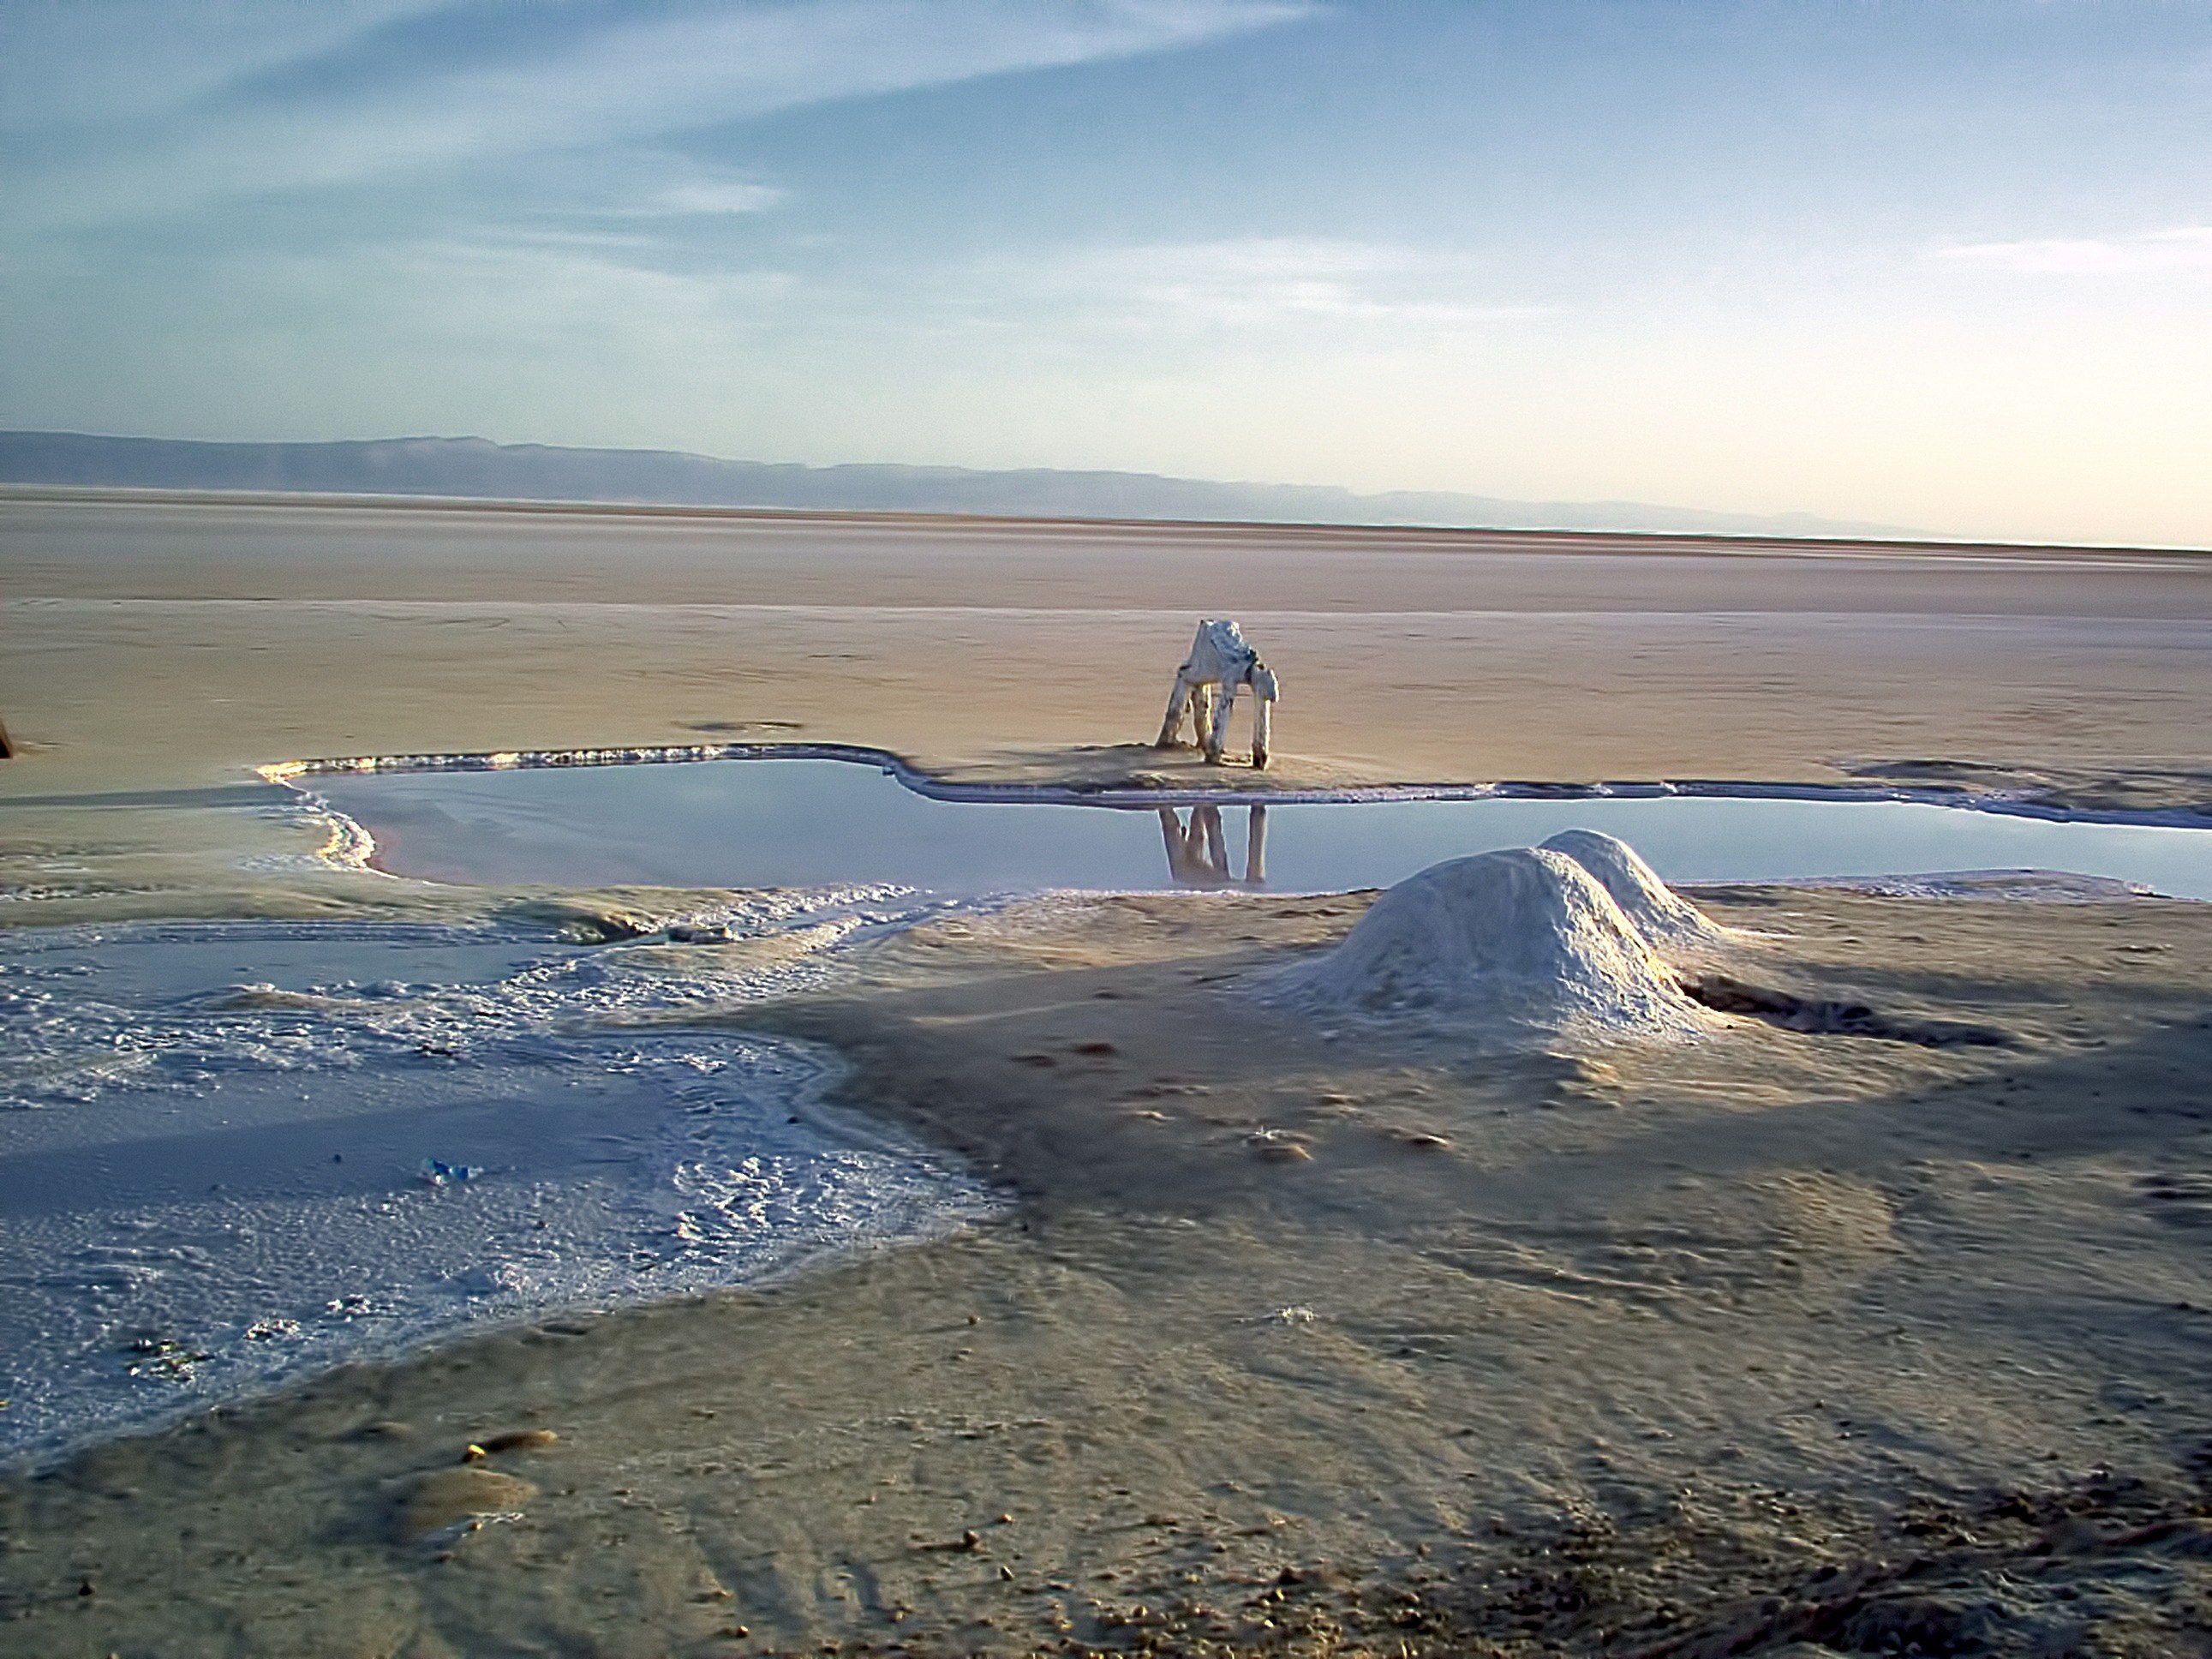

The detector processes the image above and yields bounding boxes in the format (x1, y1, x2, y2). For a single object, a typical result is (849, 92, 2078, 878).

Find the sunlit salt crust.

(1536, 828, 1735, 942)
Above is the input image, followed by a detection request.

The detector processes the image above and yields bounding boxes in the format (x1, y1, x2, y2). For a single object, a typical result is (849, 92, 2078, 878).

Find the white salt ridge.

(0, 888, 924, 1111)
(1784, 870, 2155, 901)
(1538, 829, 1727, 943)
(1270, 840, 1717, 1044)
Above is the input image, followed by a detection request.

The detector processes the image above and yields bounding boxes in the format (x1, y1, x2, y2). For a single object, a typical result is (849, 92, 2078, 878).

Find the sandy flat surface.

(4, 497, 2209, 804)
(2, 494, 2209, 1656)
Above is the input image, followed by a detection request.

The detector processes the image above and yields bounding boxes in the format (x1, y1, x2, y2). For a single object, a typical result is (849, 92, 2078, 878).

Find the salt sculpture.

(1154, 619, 1280, 767)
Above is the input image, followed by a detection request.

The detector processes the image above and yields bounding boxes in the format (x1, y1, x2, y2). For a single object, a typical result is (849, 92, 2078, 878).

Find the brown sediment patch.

(461, 1428, 559, 1460)
(1839, 757, 2212, 822)
(392, 1467, 537, 1542)
(965, 1460, 2212, 1658)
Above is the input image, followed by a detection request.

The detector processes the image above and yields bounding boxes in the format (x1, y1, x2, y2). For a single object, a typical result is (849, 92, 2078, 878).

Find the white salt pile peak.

(1539, 829, 1726, 944)
(1272, 846, 1714, 1043)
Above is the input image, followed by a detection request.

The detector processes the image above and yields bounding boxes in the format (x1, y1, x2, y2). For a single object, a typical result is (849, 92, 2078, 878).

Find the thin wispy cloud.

(273, 232, 1526, 366)
(994, 238, 1550, 332)
(10, 0, 1312, 230)
(548, 159, 790, 221)
(1931, 225, 2212, 274)
(247, 236, 801, 367)
(0, 1, 445, 135)
(639, 181, 787, 218)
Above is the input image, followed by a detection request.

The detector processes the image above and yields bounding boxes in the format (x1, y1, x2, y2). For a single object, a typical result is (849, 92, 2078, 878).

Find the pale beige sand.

(4, 494, 2209, 805)
(1, 495, 2209, 1655)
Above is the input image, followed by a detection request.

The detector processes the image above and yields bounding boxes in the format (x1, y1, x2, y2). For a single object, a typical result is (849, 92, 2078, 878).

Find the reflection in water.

(1157, 804, 1268, 888)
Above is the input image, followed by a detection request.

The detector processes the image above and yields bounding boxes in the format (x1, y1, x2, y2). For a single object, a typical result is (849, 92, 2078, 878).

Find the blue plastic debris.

(420, 1158, 482, 1187)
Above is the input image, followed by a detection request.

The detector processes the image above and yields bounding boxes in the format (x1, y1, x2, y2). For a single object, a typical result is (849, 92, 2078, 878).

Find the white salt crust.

(1539, 828, 1729, 943)
(1270, 841, 1717, 1044)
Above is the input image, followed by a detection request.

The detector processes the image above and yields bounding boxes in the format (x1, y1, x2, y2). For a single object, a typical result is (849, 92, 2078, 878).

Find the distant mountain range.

(0, 430, 1914, 539)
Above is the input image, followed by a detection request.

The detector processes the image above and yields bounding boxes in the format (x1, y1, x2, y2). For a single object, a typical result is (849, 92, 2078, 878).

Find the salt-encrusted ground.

(5, 880, 2207, 1655)
(1, 496, 2207, 1655)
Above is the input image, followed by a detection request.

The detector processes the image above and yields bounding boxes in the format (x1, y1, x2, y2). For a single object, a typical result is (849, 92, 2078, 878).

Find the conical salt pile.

(1539, 829, 1725, 944)
(1273, 847, 1711, 1042)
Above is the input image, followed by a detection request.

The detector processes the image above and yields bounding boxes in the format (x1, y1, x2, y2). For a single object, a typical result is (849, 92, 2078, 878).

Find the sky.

(3, 0, 2208, 546)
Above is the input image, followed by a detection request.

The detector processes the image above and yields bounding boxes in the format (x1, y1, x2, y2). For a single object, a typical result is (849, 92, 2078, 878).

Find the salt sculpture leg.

(1250, 694, 1271, 770)
(1155, 674, 1195, 748)
(1243, 803, 1268, 885)
(1203, 680, 1237, 764)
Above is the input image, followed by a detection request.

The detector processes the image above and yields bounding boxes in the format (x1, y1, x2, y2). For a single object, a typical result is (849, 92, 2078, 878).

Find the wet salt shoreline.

(0, 907, 996, 1470)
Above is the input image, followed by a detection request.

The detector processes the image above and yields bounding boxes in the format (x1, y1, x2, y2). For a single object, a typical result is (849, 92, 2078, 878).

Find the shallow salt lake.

(308, 756, 2212, 900)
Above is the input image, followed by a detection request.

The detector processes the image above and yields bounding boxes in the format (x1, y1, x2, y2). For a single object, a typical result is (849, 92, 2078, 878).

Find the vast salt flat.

(0, 903, 993, 1466)
(309, 757, 2212, 898)
(3, 499, 2207, 1652)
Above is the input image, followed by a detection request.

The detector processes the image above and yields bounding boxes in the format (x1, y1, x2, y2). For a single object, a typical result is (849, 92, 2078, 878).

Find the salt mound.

(1274, 847, 1711, 1042)
(1539, 830, 1723, 943)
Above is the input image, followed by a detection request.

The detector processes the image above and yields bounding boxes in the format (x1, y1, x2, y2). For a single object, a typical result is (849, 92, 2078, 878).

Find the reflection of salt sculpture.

(1157, 803, 1268, 888)
(1155, 619, 1280, 767)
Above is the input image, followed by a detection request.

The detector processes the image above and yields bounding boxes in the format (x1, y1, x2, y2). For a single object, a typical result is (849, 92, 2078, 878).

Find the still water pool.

(308, 758, 2212, 899)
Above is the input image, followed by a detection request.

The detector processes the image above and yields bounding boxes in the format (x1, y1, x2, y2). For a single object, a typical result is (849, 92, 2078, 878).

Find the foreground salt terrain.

(1, 495, 2209, 1655)
(4, 877, 2208, 1654)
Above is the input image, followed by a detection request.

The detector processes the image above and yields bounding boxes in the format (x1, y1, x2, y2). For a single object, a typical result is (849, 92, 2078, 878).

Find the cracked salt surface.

(0, 905, 995, 1466)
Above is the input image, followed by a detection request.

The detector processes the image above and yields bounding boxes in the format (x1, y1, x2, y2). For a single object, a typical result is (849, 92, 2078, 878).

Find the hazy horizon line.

(3, 427, 1932, 542)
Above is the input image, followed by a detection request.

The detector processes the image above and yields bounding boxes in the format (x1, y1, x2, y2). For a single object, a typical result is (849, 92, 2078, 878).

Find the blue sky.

(3, 0, 2207, 543)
